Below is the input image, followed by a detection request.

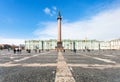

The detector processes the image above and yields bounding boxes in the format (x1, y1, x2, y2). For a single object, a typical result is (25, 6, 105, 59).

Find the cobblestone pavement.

(0, 50, 57, 82)
(0, 49, 120, 82)
(63, 50, 120, 82)
(55, 52, 75, 82)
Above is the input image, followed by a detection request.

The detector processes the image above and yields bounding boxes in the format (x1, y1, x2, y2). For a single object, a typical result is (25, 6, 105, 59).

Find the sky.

(0, 0, 120, 45)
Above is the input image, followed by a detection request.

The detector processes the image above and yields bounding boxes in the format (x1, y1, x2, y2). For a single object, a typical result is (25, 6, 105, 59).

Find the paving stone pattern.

(0, 49, 120, 82)
(55, 52, 75, 82)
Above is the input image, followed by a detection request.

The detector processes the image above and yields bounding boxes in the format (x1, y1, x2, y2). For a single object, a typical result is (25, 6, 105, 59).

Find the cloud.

(43, 7, 53, 16)
(52, 6, 57, 11)
(0, 38, 25, 45)
(37, 7, 120, 41)
(43, 6, 57, 16)
(34, 22, 57, 39)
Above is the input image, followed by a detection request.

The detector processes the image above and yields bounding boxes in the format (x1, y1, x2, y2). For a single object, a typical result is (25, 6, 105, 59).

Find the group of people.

(26, 49, 41, 53)
(13, 48, 22, 54)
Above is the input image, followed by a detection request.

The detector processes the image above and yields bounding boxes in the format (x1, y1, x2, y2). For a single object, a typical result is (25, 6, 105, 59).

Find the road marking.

(105, 55, 115, 57)
(68, 64, 120, 69)
(0, 63, 56, 67)
(1, 62, 120, 69)
(55, 52, 75, 82)
(10, 57, 15, 59)
(81, 55, 116, 64)
(22, 63, 56, 67)
(92, 57, 116, 64)
(4, 52, 51, 64)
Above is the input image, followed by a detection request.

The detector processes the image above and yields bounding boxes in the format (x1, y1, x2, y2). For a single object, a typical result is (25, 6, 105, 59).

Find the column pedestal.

(56, 42, 63, 52)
